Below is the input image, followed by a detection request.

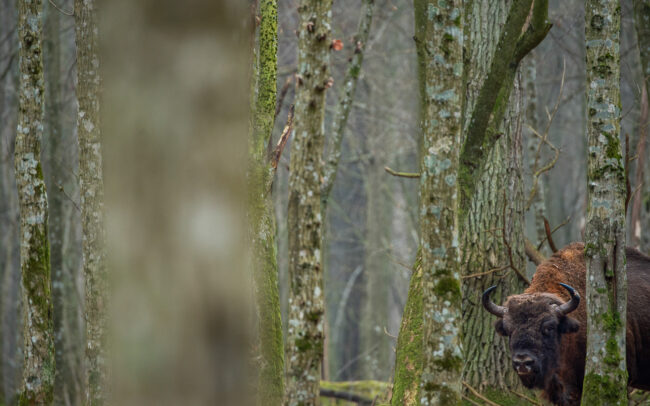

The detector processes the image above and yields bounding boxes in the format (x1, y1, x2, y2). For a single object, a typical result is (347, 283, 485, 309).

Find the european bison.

(482, 242, 650, 405)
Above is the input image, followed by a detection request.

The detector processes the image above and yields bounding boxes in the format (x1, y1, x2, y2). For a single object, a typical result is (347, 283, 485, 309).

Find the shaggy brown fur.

(489, 242, 650, 406)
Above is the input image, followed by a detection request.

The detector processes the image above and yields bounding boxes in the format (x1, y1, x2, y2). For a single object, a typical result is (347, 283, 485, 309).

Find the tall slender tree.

(284, 0, 333, 403)
(15, 0, 55, 403)
(581, 0, 628, 404)
(415, 0, 464, 404)
(248, 0, 285, 404)
(75, 0, 108, 403)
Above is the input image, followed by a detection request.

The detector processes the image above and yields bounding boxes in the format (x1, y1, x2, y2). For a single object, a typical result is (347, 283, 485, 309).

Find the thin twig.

(383, 326, 398, 339)
(525, 237, 546, 266)
(384, 166, 420, 178)
(274, 74, 293, 119)
(462, 266, 509, 279)
(48, 0, 74, 16)
(537, 215, 570, 251)
(461, 394, 483, 406)
(462, 382, 501, 406)
(508, 389, 541, 405)
(543, 216, 558, 253)
(525, 59, 565, 211)
(56, 183, 81, 212)
(270, 105, 294, 170)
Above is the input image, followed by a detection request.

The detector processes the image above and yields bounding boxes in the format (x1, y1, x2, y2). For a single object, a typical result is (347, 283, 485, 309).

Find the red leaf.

(331, 39, 344, 51)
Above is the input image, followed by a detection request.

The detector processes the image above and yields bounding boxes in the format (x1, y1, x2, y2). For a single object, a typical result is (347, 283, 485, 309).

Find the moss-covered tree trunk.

(248, 1, 284, 405)
(75, 0, 109, 403)
(414, 0, 464, 404)
(390, 254, 423, 406)
(285, 0, 332, 404)
(580, 1, 628, 404)
(15, 0, 55, 403)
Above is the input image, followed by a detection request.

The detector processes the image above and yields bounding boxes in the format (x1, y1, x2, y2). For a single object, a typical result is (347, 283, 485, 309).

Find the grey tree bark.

(285, 0, 333, 404)
(75, 0, 108, 403)
(414, 0, 464, 404)
(16, 0, 55, 403)
(581, 0, 628, 404)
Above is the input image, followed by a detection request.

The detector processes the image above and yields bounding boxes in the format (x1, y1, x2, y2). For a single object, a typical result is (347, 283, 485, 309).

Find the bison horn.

(482, 285, 507, 317)
(556, 283, 580, 315)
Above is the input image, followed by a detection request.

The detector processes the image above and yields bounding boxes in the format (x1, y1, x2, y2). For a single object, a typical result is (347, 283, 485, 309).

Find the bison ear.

(495, 319, 508, 336)
(559, 316, 580, 334)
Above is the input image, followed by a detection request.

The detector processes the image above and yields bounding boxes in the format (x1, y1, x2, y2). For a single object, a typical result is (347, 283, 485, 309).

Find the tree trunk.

(460, 0, 529, 393)
(581, 1, 628, 404)
(390, 254, 423, 406)
(285, 0, 333, 404)
(523, 52, 549, 260)
(42, 4, 71, 404)
(248, 1, 285, 405)
(360, 130, 391, 381)
(632, 0, 650, 253)
(16, 0, 55, 403)
(415, 0, 464, 404)
(75, 0, 108, 403)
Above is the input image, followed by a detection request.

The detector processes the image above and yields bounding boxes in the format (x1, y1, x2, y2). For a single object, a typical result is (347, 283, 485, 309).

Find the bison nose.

(512, 353, 536, 374)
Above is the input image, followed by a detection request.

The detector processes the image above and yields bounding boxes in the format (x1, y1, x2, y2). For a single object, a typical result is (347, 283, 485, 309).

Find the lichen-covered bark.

(321, 0, 375, 201)
(15, 0, 55, 403)
(414, 0, 464, 404)
(460, 0, 535, 393)
(390, 255, 422, 406)
(75, 0, 108, 403)
(285, 0, 333, 404)
(581, 1, 628, 404)
(248, 1, 285, 405)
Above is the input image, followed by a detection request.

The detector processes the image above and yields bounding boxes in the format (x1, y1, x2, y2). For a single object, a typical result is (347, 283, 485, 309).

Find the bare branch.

(537, 215, 570, 251)
(384, 166, 420, 179)
(462, 382, 501, 406)
(543, 216, 558, 253)
(525, 237, 546, 266)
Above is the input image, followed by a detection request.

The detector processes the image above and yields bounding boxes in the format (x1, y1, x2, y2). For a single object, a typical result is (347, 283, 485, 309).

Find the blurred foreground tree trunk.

(16, 0, 55, 403)
(285, 0, 332, 404)
(75, 0, 109, 403)
(415, 0, 464, 404)
(102, 0, 252, 405)
(581, 1, 628, 404)
(248, 0, 285, 405)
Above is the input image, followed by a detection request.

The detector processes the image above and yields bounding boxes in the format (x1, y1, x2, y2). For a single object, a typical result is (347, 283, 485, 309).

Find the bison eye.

(542, 324, 556, 336)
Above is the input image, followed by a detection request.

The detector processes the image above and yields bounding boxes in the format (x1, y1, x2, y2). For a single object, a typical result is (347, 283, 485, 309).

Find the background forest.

(0, 0, 648, 405)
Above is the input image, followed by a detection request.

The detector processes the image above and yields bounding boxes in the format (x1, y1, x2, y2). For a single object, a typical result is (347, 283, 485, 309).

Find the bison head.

(482, 284, 580, 389)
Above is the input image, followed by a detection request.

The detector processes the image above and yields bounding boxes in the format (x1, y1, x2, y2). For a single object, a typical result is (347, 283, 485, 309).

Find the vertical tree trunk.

(415, 0, 464, 404)
(460, 0, 528, 393)
(285, 0, 332, 404)
(75, 0, 108, 403)
(581, 1, 628, 404)
(360, 129, 391, 381)
(248, 0, 284, 404)
(15, 0, 55, 403)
